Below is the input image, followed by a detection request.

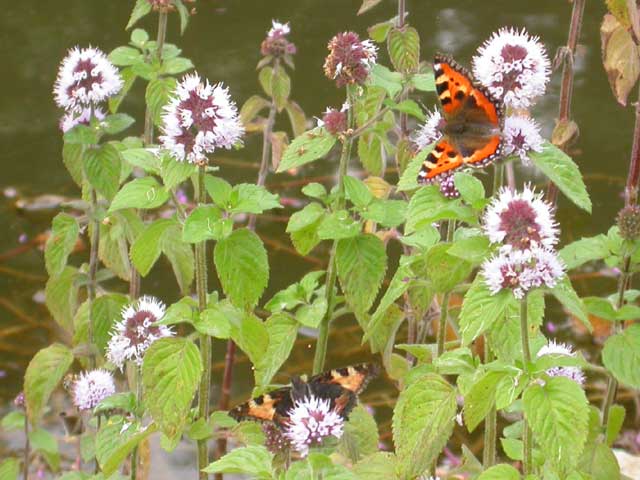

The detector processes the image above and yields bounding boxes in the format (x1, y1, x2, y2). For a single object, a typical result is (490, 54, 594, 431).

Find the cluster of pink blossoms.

(481, 185, 564, 299)
(53, 46, 122, 132)
(323, 31, 377, 88)
(261, 20, 297, 59)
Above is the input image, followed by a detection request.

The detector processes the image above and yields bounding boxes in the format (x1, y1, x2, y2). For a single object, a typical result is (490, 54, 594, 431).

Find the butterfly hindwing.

(228, 363, 379, 427)
(418, 54, 504, 183)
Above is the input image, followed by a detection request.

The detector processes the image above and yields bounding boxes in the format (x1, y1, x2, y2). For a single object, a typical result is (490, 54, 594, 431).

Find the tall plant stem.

(625, 80, 640, 205)
(195, 165, 211, 479)
(215, 101, 277, 468)
(547, 0, 585, 204)
(601, 255, 631, 425)
(87, 188, 100, 370)
(520, 295, 532, 475)
(396, 0, 408, 136)
(130, 366, 143, 480)
(436, 221, 455, 357)
(483, 344, 497, 467)
(313, 88, 355, 374)
(23, 414, 29, 480)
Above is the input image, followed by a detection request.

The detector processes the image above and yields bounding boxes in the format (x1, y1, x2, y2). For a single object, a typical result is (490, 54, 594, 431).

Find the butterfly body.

(229, 363, 379, 428)
(418, 54, 504, 184)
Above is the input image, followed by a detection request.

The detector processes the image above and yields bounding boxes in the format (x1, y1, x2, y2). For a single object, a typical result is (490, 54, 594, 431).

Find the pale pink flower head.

(536, 340, 586, 385)
(72, 369, 116, 411)
(317, 102, 349, 135)
(160, 73, 244, 163)
(411, 109, 443, 152)
(503, 115, 544, 164)
(261, 20, 297, 58)
(323, 32, 377, 87)
(53, 46, 123, 111)
(106, 296, 173, 369)
(482, 246, 564, 299)
(472, 27, 550, 108)
(283, 395, 345, 457)
(483, 185, 558, 252)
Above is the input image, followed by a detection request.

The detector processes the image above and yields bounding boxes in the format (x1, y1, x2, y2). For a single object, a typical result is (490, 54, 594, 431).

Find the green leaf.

(254, 313, 297, 386)
(0, 458, 20, 480)
(477, 464, 520, 480)
(161, 154, 196, 190)
(405, 185, 476, 234)
(277, 128, 337, 172)
(161, 224, 195, 296)
(24, 344, 73, 424)
(410, 73, 436, 92)
(229, 184, 281, 215)
(559, 235, 610, 269)
(603, 324, 640, 388)
(583, 296, 618, 321)
(182, 205, 224, 243)
(459, 276, 512, 345)
(463, 370, 509, 432)
(29, 427, 60, 471)
(195, 300, 241, 338)
(579, 441, 621, 480)
(353, 452, 399, 480)
(130, 219, 174, 276)
(214, 229, 269, 309)
(146, 78, 177, 127)
(109, 177, 169, 212)
(102, 113, 135, 135)
(74, 294, 128, 355)
(358, 0, 384, 14)
(448, 236, 491, 265)
(368, 19, 395, 43)
(454, 172, 486, 206)
(109, 46, 143, 66)
(336, 234, 387, 318)
(240, 95, 271, 125)
(392, 373, 457, 479)
(426, 243, 473, 292)
(285, 453, 356, 480)
(368, 64, 403, 98)
(344, 176, 374, 209)
(120, 148, 161, 174)
(385, 99, 425, 120)
(232, 313, 269, 366)
(387, 26, 420, 73)
(202, 445, 274, 477)
(64, 125, 98, 145)
(160, 57, 194, 75)
(96, 416, 157, 475)
(338, 405, 379, 462)
(44, 213, 79, 277)
(84, 144, 122, 201)
(297, 297, 328, 328)
(271, 65, 291, 112)
(523, 376, 589, 472)
(2, 411, 25, 431)
(287, 203, 326, 255)
(362, 199, 407, 228)
(606, 404, 626, 446)
(126, 0, 151, 29)
(62, 142, 84, 186)
(530, 143, 592, 213)
(550, 276, 591, 332)
(317, 211, 361, 240)
(142, 338, 202, 438)
(45, 266, 78, 333)
(285, 100, 307, 138)
(397, 147, 430, 192)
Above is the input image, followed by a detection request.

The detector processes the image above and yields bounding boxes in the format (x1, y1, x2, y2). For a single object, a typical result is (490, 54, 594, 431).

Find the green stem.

(87, 187, 100, 370)
(483, 344, 497, 467)
(312, 87, 355, 374)
(436, 221, 455, 357)
(23, 414, 29, 480)
(520, 295, 532, 475)
(130, 365, 143, 480)
(601, 255, 631, 426)
(195, 165, 211, 479)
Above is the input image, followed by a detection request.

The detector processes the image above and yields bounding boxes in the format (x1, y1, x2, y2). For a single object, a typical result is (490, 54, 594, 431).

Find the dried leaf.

(270, 131, 289, 171)
(601, 13, 640, 106)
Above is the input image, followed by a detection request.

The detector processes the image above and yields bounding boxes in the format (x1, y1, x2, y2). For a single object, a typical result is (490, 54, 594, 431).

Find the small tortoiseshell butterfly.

(417, 53, 504, 184)
(228, 363, 379, 426)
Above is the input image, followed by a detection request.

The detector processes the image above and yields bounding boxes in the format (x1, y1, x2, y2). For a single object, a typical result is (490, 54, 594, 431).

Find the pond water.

(0, 0, 633, 472)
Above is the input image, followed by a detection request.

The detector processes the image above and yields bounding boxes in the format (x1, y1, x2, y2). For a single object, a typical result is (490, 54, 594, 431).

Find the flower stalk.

(547, 0, 585, 204)
(195, 165, 211, 479)
(313, 87, 355, 374)
(436, 221, 456, 357)
(520, 295, 532, 475)
(87, 187, 100, 370)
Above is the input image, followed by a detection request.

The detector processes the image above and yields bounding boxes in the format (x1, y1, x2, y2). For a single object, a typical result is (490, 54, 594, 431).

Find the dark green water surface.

(0, 0, 631, 432)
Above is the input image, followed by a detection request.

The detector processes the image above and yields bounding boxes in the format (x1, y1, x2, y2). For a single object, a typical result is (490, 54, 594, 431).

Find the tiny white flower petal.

(503, 115, 544, 164)
(536, 340, 585, 385)
(412, 108, 442, 151)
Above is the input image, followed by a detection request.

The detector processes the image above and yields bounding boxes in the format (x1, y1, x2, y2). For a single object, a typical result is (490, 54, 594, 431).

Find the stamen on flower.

(503, 115, 544, 164)
(72, 369, 116, 411)
(536, 340, 586, 385)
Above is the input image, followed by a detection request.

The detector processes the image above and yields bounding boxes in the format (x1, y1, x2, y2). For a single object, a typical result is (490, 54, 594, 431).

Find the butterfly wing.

(418, 54, 503, 183)
(228, 386, 294, 425)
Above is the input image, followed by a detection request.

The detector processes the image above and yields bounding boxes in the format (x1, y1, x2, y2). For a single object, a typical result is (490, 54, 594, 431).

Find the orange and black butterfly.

(228, 363, 379, 427)
(417, 53, 504, 184)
